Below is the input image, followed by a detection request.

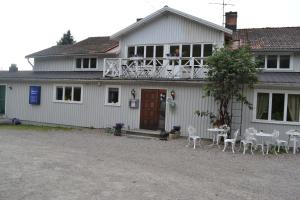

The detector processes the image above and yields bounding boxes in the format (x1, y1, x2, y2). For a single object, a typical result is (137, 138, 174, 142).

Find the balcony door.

(140, 89, 166, 130)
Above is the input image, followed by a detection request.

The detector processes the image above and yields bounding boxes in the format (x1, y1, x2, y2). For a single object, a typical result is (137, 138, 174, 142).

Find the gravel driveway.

(0, 129, 299, 200)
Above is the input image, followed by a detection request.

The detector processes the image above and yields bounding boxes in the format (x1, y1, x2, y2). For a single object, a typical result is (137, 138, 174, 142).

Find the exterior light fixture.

(131, 89, 136, 99)
(170, 89, 175, 100)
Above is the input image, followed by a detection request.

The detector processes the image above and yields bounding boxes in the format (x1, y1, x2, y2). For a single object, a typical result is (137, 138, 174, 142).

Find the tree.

(57, 30, 75, 45)
(9, 64, 18, 72)
(196, 46, 259, 127)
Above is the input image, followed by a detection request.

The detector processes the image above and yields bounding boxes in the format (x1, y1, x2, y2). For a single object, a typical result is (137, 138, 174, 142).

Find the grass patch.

(0, 124, 73, 132)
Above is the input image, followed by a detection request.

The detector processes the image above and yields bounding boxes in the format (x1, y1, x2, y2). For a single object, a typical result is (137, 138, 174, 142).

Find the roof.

(111, 6, 232, 39)
(26, 37, 119, 58)
(233, 27, 300, 52)
(0, 71, 104, 81)
(1, 71, 300, 86)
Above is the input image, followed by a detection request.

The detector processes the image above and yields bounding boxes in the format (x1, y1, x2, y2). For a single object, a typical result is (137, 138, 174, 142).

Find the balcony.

(103, 57, 208, 79)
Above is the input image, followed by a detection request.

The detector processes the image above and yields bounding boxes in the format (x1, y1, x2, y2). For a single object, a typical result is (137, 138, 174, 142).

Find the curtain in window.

(287, 94, 300, 122)
(256, 93, 269, 120)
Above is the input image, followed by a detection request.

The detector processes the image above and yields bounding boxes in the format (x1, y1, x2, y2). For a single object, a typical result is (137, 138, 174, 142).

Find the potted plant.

(114, 123, 124, 136)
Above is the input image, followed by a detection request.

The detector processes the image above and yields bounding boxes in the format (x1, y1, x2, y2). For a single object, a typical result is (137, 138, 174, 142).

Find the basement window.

(75, 58, 97, 69)
(54, 85, 82, 103)
(105, 86, 121, 106)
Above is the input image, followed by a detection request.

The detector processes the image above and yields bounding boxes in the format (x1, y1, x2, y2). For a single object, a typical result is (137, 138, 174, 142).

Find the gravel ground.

(0, 129, 300, 200)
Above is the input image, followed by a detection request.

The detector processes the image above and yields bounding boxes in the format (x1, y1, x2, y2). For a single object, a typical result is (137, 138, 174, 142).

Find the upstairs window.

(76, 58, 97, 69)
(256, 55, 291, 69)
(54, 85, 82, 103)
(203, 44, 213, 57)
(105, 86, 121, 106)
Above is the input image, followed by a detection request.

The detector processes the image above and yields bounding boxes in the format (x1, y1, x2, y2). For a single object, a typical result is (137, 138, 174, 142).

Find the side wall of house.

(34, 57, 105, 71)
(4, 81, 218, 138)
(119, 13, 224, 57)
(231, 87, 300, 140)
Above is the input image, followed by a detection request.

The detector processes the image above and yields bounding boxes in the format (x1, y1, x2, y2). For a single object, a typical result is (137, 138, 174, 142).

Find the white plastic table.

(207, 128, 225, 145)
(255, 132, 274, 155)
(286, 131, 300, 154)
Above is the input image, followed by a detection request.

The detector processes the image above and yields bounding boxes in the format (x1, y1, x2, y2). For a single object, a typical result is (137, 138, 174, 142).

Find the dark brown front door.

(140, 89, 166, 130)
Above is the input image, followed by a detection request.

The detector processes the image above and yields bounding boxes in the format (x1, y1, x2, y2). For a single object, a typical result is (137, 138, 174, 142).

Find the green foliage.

(0, 124, 72, 132)
(202, 46, 259, 126)
(57, 30, 75, 45)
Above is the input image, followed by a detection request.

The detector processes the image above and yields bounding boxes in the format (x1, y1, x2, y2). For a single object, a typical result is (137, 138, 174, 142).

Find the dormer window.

(75, 58, 97, 69)
(256, 54, 292, 69)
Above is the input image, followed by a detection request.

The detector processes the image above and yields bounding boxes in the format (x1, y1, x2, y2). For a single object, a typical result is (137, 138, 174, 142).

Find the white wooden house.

(0, 6, 300, 139)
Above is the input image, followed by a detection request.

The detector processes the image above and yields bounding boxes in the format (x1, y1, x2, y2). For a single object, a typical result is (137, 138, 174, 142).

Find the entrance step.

(125, 129, 161, 138)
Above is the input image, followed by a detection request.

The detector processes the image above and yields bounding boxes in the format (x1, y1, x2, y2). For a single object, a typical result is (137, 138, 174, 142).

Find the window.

(256, 93, 269, 120)
(255, 91, 300, 123)
(105, 86, 121, 106)
(75, 58, 97, 69)
(256, 55, 291, 69)
(287, 94, 300, 122)
(203, 44, 213, 57)
(127, 46, 135, 57)
(192, 45, 202, 57)
(271, 93, 284, 121)
(280, 55, 290, 69)
(56, 87, 63, 101)
(90, 58, 97, 68)
(54, 85, 82, 103)
(267, 55, 277, 68)
(137, 46, 144, 57)
(170, 45, 180, 56)
(76, 58, 81, 69)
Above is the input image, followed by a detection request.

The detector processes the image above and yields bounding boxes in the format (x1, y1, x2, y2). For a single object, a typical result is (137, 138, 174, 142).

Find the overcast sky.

(0, 0, 299, 70)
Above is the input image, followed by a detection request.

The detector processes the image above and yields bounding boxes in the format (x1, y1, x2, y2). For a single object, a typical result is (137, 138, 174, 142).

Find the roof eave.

(111, 6, 232, 39)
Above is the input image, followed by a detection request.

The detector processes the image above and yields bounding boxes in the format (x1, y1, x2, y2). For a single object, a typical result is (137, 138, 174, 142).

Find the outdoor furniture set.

(187, 125, 300, 155)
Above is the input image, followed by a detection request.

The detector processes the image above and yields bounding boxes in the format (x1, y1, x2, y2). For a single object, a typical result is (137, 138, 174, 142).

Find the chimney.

(225, 12, 237, 31)
(9, 64, 18, 72)
(136, 18, 143, 22)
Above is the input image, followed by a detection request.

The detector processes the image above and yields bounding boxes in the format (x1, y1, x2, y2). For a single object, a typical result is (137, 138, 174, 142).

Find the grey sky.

(0, 0, 299, 70)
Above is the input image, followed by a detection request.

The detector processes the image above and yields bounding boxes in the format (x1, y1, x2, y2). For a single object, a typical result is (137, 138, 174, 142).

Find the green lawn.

(0, 124, 73, 132)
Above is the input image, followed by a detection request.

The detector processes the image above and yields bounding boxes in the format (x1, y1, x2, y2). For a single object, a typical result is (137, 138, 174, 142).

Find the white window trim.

(253, 89, 300, 125)
(126, 43, 215, 59)
(104, 85, 121, 106)
(53, 84, 83, 104)
(256, 53, 294, 71)
(74, 57, 99, 71)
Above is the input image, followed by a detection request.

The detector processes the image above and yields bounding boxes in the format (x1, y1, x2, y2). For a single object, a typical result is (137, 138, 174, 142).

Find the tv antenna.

(210, 0, 234, 26)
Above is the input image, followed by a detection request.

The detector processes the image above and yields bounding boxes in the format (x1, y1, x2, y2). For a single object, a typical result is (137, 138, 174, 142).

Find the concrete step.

(125, 129, 161, 138)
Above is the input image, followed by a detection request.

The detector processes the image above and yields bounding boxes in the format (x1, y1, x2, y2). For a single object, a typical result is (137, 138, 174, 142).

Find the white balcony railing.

(103, 57, 208, 79)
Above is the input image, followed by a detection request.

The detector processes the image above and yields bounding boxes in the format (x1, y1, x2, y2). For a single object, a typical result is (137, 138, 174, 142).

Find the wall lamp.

(131, 89, 136, 99)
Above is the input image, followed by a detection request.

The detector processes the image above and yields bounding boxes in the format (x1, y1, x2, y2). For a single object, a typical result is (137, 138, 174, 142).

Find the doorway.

(140, 89, 166, 130)
(0, 85, 6, 115)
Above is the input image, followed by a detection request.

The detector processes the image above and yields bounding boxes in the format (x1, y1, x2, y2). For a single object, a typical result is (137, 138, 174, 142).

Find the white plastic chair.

(187, 126, 201, 149)
(216, 125, 230, 147)
(223, 130, 239, 153)
(240, 128, 257, 155)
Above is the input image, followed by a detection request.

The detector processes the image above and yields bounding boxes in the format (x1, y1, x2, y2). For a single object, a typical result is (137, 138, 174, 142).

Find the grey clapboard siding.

(4, 81, 218, 138)
(34, 57, 104, 71)
(119, 13, 224, 57)
(231, 87, 300, 140)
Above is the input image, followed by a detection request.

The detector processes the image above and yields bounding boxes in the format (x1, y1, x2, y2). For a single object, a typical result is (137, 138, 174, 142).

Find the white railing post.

(191, 57, 194, 79)
(119, 58, 122, 77)
(103, 58, 107, 77)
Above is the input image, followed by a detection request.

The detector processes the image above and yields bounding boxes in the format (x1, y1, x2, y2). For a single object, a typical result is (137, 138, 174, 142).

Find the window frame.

(53, 84, 83, 104)
(74, 57, 98, 70)
(253, 89, 300, 125)
(104, 85, 121, 106)
(255, 53, 293, 70)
